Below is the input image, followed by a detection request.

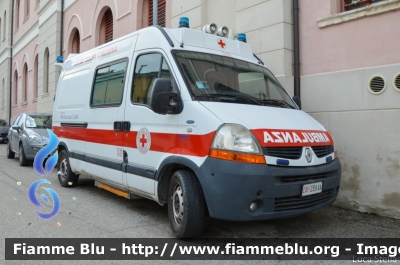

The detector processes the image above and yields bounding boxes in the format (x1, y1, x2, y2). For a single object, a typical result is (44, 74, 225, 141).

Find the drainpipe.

(60, 0, 64, 58)
(293, 0, 300, 98)
(8, 0, 14, 124)
(153, 0, 158, 26)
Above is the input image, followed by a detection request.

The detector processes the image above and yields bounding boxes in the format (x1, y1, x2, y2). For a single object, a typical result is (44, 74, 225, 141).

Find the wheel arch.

(156, 156, 203, 205)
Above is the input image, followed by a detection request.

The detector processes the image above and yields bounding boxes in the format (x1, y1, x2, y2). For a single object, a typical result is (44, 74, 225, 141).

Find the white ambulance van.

(53, 19, 341, 238)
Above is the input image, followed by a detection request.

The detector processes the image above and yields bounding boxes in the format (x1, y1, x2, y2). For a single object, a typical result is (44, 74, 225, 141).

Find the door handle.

(123, 121, 130, 132)
(114, 121, 122, 131)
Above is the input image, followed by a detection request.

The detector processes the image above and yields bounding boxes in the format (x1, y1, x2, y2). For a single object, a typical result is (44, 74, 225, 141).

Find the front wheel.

(19, 144, 29, 166)
(7, 143, 15, 159)
(57, 149, 79, 187)
(168, 170, 206, 238)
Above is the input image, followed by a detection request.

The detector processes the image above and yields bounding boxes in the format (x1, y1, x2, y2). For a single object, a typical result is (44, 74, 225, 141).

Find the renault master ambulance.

(53, 20, 341, 238)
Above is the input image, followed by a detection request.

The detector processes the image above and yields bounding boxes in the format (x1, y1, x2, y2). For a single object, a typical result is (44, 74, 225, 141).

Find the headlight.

(210, 124, 265, 164)
(28, 135, 42, 143)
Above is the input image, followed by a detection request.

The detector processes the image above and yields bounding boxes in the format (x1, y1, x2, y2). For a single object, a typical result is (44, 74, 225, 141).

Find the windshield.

(172, 51, 297, 109)
(25, 115, 52, 129)
(0, 119, 8, 127)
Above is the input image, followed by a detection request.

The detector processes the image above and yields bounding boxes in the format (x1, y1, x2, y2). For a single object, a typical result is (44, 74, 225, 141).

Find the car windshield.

(25, 115, 52, 129)
(172, 51, 297, 109)
(0, 119, 8, 127)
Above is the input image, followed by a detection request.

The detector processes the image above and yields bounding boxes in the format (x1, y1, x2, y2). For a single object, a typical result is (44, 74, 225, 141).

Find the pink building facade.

(9, 0, 172, 121)
(299, 0, 400, 218)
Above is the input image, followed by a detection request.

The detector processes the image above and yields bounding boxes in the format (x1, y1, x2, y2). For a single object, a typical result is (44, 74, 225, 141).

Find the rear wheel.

(168, 170, 206, 238)
(7, 142, 15, 159)
(57, 150, 79, 187)
(19, 144, 29, 166)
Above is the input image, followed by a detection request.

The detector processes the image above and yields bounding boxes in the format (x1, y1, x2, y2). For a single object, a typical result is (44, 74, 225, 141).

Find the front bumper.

(24, 143, 47, 160)
(196, 157, 341, 221)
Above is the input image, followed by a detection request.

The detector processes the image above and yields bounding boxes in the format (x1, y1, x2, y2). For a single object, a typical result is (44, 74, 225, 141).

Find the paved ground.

(0, 142, 399, 265)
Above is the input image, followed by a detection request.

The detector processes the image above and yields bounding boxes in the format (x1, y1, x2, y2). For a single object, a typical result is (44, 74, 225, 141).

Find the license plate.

(302, 182, 322, 197)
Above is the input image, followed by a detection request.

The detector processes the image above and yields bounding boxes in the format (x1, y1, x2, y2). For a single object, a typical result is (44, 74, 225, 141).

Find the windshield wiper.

(258, 99, 296, 109)
(193, 93, 262, 106)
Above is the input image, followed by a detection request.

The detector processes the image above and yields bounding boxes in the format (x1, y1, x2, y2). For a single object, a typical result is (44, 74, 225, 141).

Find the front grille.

(274, 189, 333, 211)
(279, 173, 329, 183)
(263, 147, 302, 160)
(312, 146, 334, 158)
(0, 133, 7, 137)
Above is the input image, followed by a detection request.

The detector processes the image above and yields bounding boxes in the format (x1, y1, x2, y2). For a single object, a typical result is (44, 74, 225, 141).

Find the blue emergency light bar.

(56, 56, 64, 63)
(179, 17, 189, 28)
(237, 33, 247, 43)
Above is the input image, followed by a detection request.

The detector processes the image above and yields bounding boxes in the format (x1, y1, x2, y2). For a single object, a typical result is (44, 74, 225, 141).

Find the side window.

(17, 115, 24, 127)
(132, 53, 176, 106)
(91, 60, 127, 106)
(13, 116, 21, 126)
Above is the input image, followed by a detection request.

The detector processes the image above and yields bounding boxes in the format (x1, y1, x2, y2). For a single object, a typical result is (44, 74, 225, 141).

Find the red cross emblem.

(140, 133, 147, 148)
(136, 127, 151, 154)
(218, 39, 226, 49)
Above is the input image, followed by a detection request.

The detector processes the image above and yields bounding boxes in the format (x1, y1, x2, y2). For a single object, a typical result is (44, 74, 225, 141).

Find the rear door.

(122, 50, 179, 196)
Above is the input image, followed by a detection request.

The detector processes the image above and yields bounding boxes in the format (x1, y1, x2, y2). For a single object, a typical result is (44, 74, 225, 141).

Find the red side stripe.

(53, 126, 216, 157)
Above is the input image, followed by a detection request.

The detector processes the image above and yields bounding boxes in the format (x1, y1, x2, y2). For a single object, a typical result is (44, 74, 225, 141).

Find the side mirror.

(150, 78, 182, 115)
(12, 125, 20, 131)
(293, 96, 301, 110)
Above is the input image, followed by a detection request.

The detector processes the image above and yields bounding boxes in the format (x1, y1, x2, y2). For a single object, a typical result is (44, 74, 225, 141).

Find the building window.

(99, 8, 113, 45)
(15, 0, 20, 29)
(148, 0, 166, 27)
(342, 0, 386, 11)
(13, 71, 18, 105)
(43, 48, 49, 94)
(0, 19, 2, 45)
(72, 29, 80, 53)
(34, 55, 38, 98)
(25, 0, 30, 19)
(23, 64, 28, 102)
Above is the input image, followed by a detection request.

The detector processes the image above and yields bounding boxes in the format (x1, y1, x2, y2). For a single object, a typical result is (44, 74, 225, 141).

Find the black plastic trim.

(61, 122, 88, 128)
(253, 53, 264, 65)
(126, 164, 156, 179)
(152, 25, 174, 47)
(155, 156, 200, 181)
(84, 155, 123, 171)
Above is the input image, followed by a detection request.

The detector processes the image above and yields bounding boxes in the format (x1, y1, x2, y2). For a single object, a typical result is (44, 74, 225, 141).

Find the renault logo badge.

(305, 148, 312, 163)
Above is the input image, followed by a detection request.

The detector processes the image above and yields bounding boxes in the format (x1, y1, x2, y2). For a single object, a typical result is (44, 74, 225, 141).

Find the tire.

(57, 149, 79, 187)
(168, 170, 206, 238)
(19, 144, 29, 166)
(7, 142, 15, 159)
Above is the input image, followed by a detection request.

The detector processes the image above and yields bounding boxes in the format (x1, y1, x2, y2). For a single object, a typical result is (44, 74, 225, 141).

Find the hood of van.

(200, 102, 333, 147)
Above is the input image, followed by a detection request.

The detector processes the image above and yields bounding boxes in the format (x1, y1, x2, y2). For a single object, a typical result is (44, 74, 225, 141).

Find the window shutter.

(104, 9, 113, 43)
(148, 0, 166, 27)
(74, 30, 80, 53)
